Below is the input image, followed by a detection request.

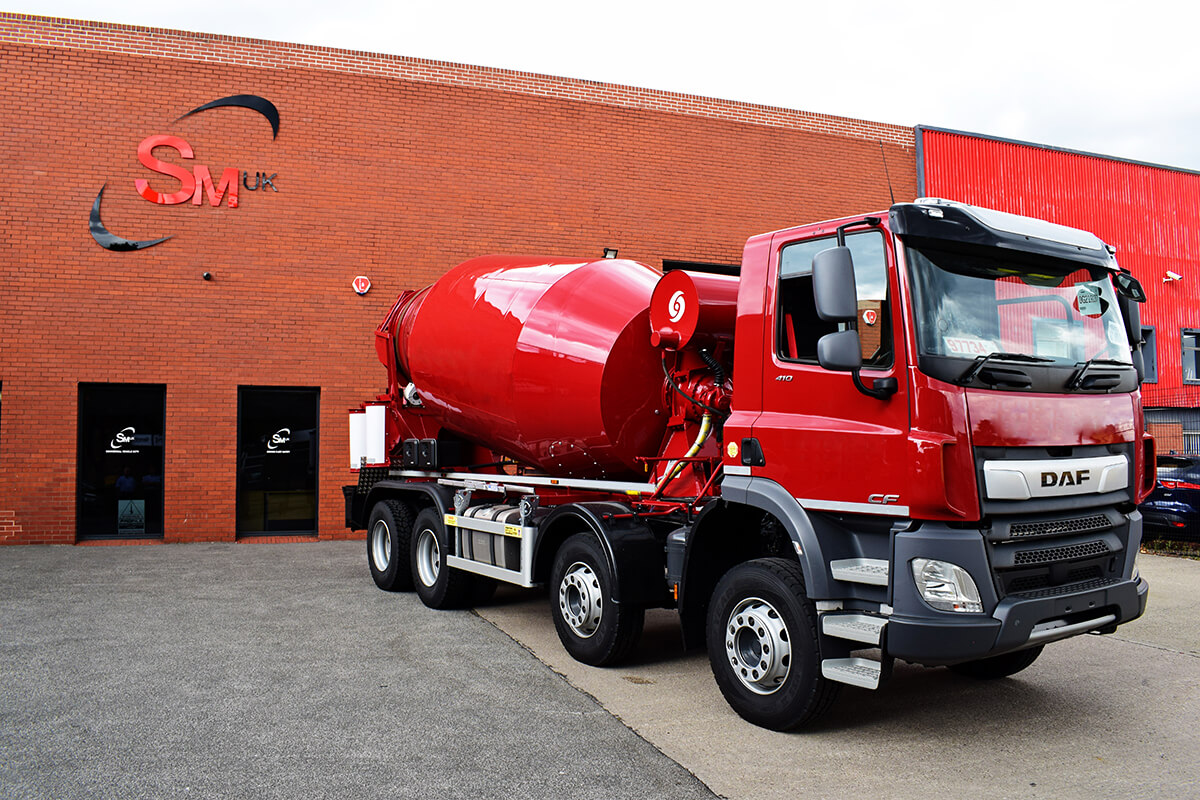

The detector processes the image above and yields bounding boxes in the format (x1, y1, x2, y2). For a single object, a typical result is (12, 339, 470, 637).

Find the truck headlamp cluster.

(911, 558, 983, 613)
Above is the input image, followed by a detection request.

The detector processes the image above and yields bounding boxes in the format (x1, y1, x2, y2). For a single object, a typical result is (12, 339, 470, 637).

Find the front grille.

(1008, 577, 1121, 600)
(1068, 565, 1104, 582)
(1009, 514, 1112, 539)
(1013, 540, 1110, 566)
(1007, 574, 1051, 593)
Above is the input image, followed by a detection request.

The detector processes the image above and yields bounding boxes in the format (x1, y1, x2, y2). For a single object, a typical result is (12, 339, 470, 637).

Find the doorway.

(237, 387, 319, 535)
(77, 384, 165, 539)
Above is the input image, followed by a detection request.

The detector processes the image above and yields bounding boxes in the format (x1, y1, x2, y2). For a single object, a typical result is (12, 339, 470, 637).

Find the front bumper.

(887, 575, 1148, 665)
(885, 517, 1148, 665)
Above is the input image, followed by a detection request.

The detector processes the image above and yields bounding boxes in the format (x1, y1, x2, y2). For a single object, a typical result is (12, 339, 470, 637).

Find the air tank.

(392, 256, 670, 478)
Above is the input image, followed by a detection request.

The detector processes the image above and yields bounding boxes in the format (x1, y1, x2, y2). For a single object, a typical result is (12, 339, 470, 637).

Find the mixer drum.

(395, 255, 669, 478)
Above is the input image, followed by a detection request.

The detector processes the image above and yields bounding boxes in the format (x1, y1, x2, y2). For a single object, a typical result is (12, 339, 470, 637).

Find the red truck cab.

(715, 200, 1150, 676)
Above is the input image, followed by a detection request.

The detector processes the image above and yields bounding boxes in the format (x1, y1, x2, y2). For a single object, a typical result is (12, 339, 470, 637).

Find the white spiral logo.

(668, 290, 687, 323)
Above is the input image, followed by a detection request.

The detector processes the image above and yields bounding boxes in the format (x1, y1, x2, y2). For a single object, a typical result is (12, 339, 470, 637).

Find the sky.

(10, 0, 1200, 172)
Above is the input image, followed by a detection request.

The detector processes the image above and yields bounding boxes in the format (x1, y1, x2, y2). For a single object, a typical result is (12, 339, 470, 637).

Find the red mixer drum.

(393, 256, 669, 478)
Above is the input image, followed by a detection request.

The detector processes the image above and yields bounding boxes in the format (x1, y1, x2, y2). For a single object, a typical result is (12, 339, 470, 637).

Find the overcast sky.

(12, 0, 1200, 171)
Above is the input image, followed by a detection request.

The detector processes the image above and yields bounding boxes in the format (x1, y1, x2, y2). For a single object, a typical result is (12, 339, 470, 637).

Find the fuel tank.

(393, 256, 669, 478)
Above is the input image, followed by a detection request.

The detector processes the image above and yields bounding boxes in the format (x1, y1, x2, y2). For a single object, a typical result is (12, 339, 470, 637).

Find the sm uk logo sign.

(90, 95, 281, 251)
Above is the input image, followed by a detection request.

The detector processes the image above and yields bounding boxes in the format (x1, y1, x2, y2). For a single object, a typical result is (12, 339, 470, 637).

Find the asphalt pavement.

(0, 543, 712, 800)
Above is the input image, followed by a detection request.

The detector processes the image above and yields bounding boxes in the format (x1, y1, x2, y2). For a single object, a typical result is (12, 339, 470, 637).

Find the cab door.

(751, 226, 911, 518)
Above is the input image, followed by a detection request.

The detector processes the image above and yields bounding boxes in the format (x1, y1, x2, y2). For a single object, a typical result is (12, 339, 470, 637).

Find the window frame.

(1181, 328, 1200, 385)
(775, 229, 892, 369)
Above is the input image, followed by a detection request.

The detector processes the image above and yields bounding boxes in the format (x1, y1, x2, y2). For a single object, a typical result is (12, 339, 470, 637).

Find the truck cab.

(713, 199, 1150, 694)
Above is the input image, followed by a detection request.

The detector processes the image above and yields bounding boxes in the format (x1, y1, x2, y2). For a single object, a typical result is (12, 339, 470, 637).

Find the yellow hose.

(655, 413, 713, 495)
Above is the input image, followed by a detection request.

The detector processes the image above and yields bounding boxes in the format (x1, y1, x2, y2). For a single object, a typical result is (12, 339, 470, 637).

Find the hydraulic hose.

(654, 412, 713, 497)
(661, 355, 727, 417)
(698, 348, 726, 389)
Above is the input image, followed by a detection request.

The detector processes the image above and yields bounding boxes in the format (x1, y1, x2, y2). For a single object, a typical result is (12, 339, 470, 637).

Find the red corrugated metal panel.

(919, 128, 1200, 408)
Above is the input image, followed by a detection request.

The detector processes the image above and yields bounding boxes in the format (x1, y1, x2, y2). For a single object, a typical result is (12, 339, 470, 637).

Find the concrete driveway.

(479, 552, 1199, 800)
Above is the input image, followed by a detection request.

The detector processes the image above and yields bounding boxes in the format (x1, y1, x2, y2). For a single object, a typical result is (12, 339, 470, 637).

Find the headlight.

(911, 558, 983, 613)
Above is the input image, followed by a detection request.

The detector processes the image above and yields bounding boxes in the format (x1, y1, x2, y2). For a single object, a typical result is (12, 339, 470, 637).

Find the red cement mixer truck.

(344, 199, 1152, 730)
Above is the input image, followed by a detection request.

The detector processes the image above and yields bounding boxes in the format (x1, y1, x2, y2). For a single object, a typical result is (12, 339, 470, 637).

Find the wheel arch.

(679, 477, 829, 649)
(534, 502, 664, 606)
(363, 480, 454, 520)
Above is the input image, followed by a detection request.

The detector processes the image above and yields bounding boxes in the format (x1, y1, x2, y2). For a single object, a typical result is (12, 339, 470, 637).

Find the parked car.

(1140, 454, 1200, 542)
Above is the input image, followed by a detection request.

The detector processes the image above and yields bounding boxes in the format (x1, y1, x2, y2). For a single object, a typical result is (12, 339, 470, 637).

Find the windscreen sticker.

(944, 337, 997, 356)
(1074, 282, 1106, 318)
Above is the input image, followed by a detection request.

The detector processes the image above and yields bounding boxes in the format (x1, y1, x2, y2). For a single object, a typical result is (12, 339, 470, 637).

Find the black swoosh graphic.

(89, 185, 171, 251)
(176, 94, 280, 139)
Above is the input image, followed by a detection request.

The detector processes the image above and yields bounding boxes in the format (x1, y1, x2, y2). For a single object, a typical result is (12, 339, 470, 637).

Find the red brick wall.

(0, 14, 916, 544)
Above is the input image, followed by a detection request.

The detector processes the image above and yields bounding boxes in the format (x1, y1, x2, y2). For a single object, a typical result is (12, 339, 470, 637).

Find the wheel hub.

(370, 520, 391, 571)
(559, 561, 602, 638)
(415, 527, 440, 587)
(725, 597, 792, 695)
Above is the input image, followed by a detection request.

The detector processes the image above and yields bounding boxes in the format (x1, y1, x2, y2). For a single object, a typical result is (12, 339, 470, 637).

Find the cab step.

(829, 558, 889, 586)
(821, 657, 883, 689)
(821, 613, 887, 645)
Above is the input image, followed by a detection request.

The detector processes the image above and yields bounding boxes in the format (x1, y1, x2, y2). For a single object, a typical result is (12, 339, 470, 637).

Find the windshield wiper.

(957, 352, 1055, 385)
(1067, 358, 1130, 390)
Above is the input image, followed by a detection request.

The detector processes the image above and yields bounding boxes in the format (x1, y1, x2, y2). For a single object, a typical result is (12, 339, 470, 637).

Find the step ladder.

(820, 611, 888, 689)
(829, 557, 889, 586)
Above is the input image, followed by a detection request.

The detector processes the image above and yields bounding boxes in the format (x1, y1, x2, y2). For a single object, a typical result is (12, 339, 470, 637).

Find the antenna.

(878, 141, 895, 205)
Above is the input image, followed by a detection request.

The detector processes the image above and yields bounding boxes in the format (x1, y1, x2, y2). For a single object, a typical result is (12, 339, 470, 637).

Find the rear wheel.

(706, 558, 838, 731)
(948, 645, 1044, 679)
(550, 533, 644, 666)
(410, 507, 476, 609)
(367, 500, 415, 591)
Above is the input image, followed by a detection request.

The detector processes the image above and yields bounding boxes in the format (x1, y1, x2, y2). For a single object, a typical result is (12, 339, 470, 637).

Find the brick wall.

(0, 14, 916, 544)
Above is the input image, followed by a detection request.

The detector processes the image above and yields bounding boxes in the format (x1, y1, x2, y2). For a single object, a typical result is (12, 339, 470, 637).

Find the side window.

(777, 231, 891, 367)
(1182, 329, 1200, 385)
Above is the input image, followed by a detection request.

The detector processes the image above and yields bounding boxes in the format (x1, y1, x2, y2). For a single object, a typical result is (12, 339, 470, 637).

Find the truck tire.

(706, 558, 838, 731)
(948, 645, 1044, 679)
(367, 500, 415, 592)
(410, 507, 476, 609)
(550, 533, 644, 667)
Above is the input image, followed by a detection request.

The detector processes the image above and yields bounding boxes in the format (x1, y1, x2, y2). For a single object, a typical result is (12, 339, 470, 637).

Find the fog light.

(911, 558, 983, 613)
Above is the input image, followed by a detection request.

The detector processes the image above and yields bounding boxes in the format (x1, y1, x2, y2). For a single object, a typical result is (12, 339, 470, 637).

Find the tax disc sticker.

(1075, 282, 1104, 317)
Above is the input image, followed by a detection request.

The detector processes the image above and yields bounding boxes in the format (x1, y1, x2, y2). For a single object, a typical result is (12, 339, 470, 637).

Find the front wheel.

(948, 645, 1044, 679)
(410, 508, 476, 609)
(550, 533, 644, 666)
(706, 558, 838, 731)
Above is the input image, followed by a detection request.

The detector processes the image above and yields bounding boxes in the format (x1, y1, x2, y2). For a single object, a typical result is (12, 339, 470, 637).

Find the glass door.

(237, 387, 319, 535)
(77, 384, 166, 540)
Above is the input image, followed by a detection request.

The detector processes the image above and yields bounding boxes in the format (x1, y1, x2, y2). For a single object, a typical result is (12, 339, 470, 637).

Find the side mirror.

(1114, 272, 1147, 303)
(813, 247, 858, 321)
(817, 329, 863, 372)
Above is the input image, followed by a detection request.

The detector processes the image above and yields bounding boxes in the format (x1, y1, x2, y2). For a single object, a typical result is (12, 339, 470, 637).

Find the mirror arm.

(853, 370, 898, 400)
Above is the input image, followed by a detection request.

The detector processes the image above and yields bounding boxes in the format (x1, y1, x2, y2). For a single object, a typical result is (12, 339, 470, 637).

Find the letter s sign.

(134, 135, 196, 204)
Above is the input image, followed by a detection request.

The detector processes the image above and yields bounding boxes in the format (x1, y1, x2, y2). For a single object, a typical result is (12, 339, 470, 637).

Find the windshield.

(906, 245, 1131, 365)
